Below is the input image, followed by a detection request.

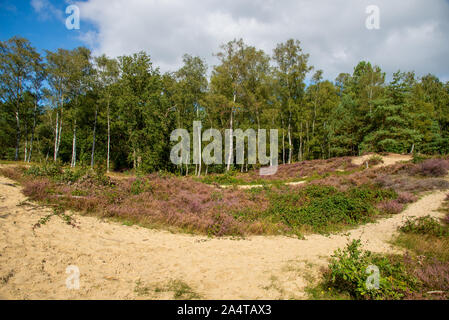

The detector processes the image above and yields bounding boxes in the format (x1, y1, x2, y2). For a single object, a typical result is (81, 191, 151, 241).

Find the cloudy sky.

(1, 0, 449, 81)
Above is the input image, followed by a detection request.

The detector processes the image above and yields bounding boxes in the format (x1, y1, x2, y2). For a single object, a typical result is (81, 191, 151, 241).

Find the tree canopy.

(1, 37, 448, 174)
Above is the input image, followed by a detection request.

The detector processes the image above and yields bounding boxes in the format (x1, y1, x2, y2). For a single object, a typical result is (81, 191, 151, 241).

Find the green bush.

(200, 170, 245, 185)
(324, 240, 418, 300)
(266, 185, 396, 233)
(60, 167, 88, 183)
(412, 153, 430, 164)
(26, 163, 110, 186)
(399, 216, 449, 237)
(26, 162, 63, 178)
(348, 186, 397, 203)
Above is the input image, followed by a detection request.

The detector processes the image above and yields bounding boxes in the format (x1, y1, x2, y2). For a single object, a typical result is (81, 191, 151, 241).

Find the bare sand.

(0, 169, 446, 300)
(352, 153, 413, 168)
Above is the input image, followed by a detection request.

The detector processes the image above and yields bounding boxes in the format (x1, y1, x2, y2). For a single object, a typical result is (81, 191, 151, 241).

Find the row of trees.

(1, 36, 448, 174)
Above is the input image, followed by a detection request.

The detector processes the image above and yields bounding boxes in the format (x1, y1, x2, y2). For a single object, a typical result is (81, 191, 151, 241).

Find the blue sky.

(1, 0, 449, 81)
(0, 0, 91, 55)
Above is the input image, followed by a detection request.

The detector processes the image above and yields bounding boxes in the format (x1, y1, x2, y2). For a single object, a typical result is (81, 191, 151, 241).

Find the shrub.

(22, 179, 52, 201)
(412, 153, 430, 164)
(377, 200, 404, 214)
(266, 185, 394, 233)
(368, 155, 384, 166)
(26, 162, 63, 179)
(412, 159, 449, 177)
(399, 216, 449, 237)
(399, 254, 449, 299)
(60, 167, 88, 183)
(323, 240, 418, 300)
(397, 192, 417, 204)
(375, 175, 449, 193)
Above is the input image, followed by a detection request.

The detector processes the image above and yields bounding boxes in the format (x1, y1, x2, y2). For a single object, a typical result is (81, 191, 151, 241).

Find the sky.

(1, 0, 449, 82)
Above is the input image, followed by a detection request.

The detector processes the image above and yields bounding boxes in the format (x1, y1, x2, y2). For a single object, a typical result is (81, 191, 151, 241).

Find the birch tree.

(273, 39, 311, 163)
(0, 37, 38, 160)
(94, 55, 119, 172)
(45, 49, 72, 162)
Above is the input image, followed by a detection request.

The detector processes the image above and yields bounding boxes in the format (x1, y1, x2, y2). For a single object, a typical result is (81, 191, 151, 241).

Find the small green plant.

(210, 191, 223, 201)
(71, 189, 89, 197)
(168, 280, 201, 299)
(134, 279, 151, 296)
(200, 170, 245, 185)
(134, 279, 200, 299)
(130, 178, 145, 195)
(368, 155, 384, 166)
(0, 270, 14, 285)
(33, 207, 79, 230)
(321, 239, 418, 300)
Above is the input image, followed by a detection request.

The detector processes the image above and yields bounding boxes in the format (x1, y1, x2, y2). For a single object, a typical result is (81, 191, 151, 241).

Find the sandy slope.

(0, 172, 446, 300)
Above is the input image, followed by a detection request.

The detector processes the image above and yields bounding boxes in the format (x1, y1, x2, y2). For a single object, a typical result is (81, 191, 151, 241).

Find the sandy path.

(0, 174, 446, 300)
(220, 181, 306, 190)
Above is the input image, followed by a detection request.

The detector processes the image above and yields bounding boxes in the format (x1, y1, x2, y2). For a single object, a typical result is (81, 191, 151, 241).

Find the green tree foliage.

(1, 36, 448, 173)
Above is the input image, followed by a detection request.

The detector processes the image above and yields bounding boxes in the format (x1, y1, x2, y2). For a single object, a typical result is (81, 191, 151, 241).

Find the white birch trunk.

(71, 120, 77, 167)
(54, 111, 59, 162)
(226, 94, 235, 171)
(107, 99, 111, 172)
(288, 122, 292, 164)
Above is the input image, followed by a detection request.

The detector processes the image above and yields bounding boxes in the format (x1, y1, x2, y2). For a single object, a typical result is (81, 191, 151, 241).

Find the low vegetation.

(310, 193, 449, 300)
(310, 239, 419, 300)
(1, 155, 448, 238)
(135, 279, 201, 300)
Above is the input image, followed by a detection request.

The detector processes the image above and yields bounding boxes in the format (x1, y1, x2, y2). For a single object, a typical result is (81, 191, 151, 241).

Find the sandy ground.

(352, 153, 413, 167)
(0, 170, 447, 300)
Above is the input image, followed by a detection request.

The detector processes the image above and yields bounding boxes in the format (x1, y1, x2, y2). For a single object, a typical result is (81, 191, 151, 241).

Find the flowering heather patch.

(402, 254, 449, 299)
(396, 192, 418, 204)
(22, 179, 52, 201)
(377, 200, 404, 214)
(375, 175, 449, 193)
(234, 157, 358, 183)
(104, 174, 272, 236)
(411, 159, 449, 177)
(413, 259, 449, 293)
(4, 156, 448, 237)
(15, 169, 273, 236)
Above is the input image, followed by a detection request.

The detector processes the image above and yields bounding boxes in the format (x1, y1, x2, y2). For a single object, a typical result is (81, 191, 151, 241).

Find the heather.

(2, 155, 448, 238)
(9, 165, 272, 236)
(0, 161, 408, 237)
(201, 157, 359, 185)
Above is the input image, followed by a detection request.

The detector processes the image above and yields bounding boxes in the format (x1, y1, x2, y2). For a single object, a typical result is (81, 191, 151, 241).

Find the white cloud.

(75, 0, 449, 80)
(31, 0, 65, 22)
